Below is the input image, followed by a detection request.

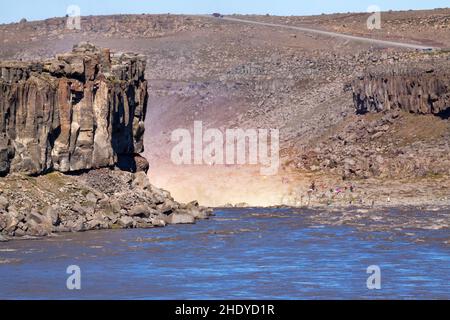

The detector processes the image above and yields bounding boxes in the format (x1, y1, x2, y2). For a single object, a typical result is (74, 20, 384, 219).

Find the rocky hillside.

(0, 14, 210, 43)
(248, 8, 450, 47)
(0, 10, 449, 207)
(293, 51, 450, 182)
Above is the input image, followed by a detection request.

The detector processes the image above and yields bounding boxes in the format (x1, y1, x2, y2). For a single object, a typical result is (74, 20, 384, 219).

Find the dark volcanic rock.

(0, 43, 148, 175)
(352, 60, 450, 116)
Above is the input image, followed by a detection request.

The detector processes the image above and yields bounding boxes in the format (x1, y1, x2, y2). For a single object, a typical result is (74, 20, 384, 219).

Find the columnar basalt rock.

(0, 43, 148, 176)
(352, 60, 450, 116)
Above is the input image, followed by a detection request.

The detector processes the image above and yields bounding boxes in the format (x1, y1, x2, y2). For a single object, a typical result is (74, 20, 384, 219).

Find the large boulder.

(0, 195, 9, 211)
(128, 205, 153, 218)
(25, 209, 54, 236)
(164, 213, 196, 225)
(0, 233, 8, 242)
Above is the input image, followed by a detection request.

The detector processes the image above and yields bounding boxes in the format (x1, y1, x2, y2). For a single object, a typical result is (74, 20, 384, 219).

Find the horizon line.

(1, 6, 449, 25)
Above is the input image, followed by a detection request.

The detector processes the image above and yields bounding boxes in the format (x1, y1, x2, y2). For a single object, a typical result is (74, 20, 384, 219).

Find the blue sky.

(1, 0, 448, 24)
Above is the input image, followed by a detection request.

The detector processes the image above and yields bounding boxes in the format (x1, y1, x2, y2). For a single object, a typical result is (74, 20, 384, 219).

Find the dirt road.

(213, 16, 437, 50)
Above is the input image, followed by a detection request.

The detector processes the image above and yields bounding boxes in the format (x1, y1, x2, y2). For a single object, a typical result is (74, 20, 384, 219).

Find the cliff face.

(0, 43, 148, 176)
(352, 61, 450, 116)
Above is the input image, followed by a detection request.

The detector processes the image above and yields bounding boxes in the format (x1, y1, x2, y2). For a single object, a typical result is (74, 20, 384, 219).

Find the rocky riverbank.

(0, 169, 212, 242)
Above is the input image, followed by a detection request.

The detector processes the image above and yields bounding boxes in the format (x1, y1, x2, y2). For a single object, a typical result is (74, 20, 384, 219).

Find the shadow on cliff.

(116, 154, 150, 174)
(436, 108, 450, 120)
(116, 154, 136, 172)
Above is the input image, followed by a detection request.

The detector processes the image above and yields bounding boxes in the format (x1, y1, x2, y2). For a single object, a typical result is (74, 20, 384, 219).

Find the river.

(0, 207, 449, 299)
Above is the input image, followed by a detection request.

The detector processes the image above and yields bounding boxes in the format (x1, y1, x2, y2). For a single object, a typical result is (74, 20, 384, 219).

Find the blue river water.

(0, 208, 449, 299)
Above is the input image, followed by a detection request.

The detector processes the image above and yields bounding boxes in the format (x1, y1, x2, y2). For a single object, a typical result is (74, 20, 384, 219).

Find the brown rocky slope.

(0, 10, 449, 208)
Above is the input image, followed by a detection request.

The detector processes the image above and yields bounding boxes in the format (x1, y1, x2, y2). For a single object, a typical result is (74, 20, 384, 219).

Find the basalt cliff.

(352, 61, 450, 117)
(0, 42, 148, 176)
(0, 44, 211, 241)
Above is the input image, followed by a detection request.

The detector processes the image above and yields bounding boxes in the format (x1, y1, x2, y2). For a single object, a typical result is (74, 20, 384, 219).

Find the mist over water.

(0, 208, 449, 299)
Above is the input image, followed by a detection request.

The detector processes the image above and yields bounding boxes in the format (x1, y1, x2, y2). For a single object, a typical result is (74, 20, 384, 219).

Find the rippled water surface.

(0, 208, 449, 299)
